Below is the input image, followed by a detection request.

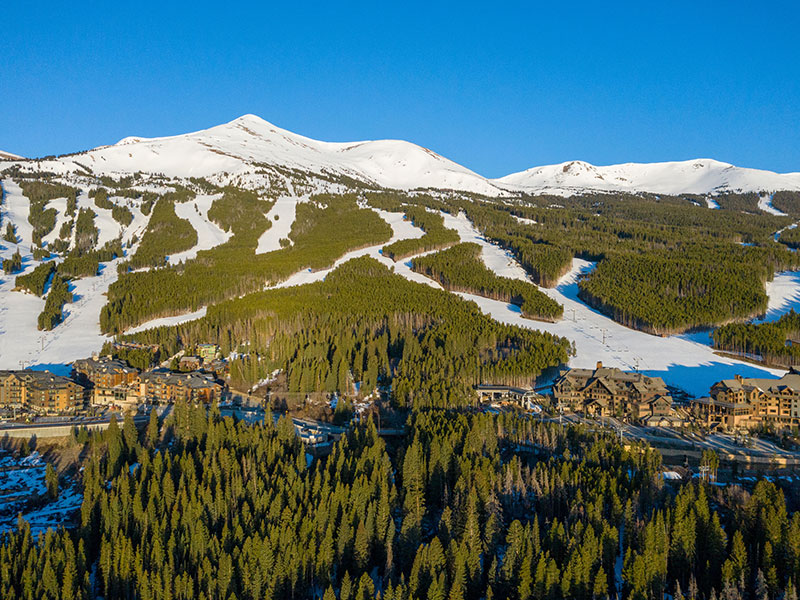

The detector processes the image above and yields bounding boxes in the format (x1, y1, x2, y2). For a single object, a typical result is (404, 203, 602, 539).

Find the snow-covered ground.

(762, 271, 800, 321)
(0, 259, 122, 372)
(168, 194, 230, 264)
(124, 307, 208, 335)
(436, 212, 786, 397)
(120, 201, 151, 246)
(256, 195, 309, 254)
(269, 208, 427, 288)
(705, 196, 721, 209)
(9, 115, 800, 198)
(497, 158, 800, 197)
(512, 215, 538, 226)
(76, 190, 122, 248)
(758, 193, 788, 216)
(0, 451, 83, 537)
(1, 179, 33, 260)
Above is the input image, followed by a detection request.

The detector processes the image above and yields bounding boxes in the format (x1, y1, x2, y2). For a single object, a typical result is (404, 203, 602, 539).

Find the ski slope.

(1, 179, 33, 260)
(168, 194, 231, 264)
(256, 195, 309, 254)
(435, 212, 786, 396)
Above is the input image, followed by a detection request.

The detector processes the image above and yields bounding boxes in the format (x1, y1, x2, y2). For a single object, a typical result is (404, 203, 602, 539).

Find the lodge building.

(692, 373, 800, 430)
(0, 370, 86, 414)
(552, 362, 673, 422)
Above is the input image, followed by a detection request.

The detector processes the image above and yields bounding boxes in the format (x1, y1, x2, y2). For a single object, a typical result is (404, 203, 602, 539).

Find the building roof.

(140, 369, 220, 389)
(555, 363, 668, 396)
(714, 373, 800, 395)
(73, 356, 138, 375)
(17, 370, 82, 391)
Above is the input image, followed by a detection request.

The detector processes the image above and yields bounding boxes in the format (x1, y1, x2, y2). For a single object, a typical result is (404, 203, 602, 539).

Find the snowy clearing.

(705, 196, 721, 209)
(0, 451, 82, 537)
(1, 179, 33, 259)
(168, 194, 230, 264)
(256, 195, 309, 254)
(762, 271, 800, 321)
(0, 259, 121, 371)
(269, 208, 427, 289)
(439, 212, 786, 396)
(124, 307, 208, 335)
(76, 190, 122, 248)
(758, 193, 788, 216)
(512, 215, 538, 226)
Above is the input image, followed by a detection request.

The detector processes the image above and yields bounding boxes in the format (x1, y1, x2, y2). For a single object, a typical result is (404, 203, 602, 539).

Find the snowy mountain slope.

(496, 159, 800, 196)
(7, 116, 800, 197)
(0, 150, 23, 160)
(19, 115, 502, 196)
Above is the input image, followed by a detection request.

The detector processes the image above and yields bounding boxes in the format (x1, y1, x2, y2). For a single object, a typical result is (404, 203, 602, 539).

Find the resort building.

(0, 370, 86, 414)
(552, 362, 673, 421)
(692, 373, 800, 430)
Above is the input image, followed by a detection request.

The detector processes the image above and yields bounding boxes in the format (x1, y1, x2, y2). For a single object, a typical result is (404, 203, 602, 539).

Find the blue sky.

(2, 2, 798, 177)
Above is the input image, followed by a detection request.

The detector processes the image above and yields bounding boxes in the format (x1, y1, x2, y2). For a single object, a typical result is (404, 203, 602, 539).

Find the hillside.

(3, 116, 800, 396)
(496, 158, 800, 196)
(6, 116, 800, 197)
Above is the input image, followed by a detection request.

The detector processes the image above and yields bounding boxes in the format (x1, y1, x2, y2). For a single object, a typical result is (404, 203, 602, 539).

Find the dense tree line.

(381, 207, 460, 261)
(38, 273, 73, 330)
(712, 192, 761, 213)
(121, 257, 572, 404)
(712, 309, 800, 366)
(4, 221, 18, 243)
(59, 240, 124, 279)
(411, 242, 563, 321)
(89, 188, 115, 210)
(772, 191, 800, 217)
(2, 407, 797, 600)
(3, 249, 22, 274)
(126, 197, 197, 269)
(577, 248, 774, 335)
(101, 194, 392, 333)
(777, 226, 800, 250)
(446, 193, 800, 333)
(15, 261, 55, 296)
(74, 208, 98, 254)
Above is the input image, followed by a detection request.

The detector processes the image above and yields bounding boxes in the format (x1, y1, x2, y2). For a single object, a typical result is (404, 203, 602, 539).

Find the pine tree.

(147, 408, 160, 448)
(45, 462, 59, 499)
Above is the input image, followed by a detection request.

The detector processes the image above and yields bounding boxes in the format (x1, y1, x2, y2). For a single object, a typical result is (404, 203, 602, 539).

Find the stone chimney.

(596, 361, 603, 370)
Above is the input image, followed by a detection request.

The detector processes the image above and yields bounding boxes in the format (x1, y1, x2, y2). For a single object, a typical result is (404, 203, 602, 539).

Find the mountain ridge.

(5, 114, 800, 196)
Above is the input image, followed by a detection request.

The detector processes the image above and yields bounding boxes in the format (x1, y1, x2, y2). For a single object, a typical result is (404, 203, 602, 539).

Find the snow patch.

(757, 193, 787, 216)
(168, 194, 231, 264)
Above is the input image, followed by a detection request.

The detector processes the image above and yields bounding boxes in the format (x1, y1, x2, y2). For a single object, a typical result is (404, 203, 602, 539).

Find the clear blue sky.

(2, 2, 799, 177)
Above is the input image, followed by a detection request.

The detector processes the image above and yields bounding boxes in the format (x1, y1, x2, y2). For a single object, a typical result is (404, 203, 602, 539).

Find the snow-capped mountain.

(19, 114, 501, 196)
(495, 159, 800, 196)
(6, 115, 800, 197)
